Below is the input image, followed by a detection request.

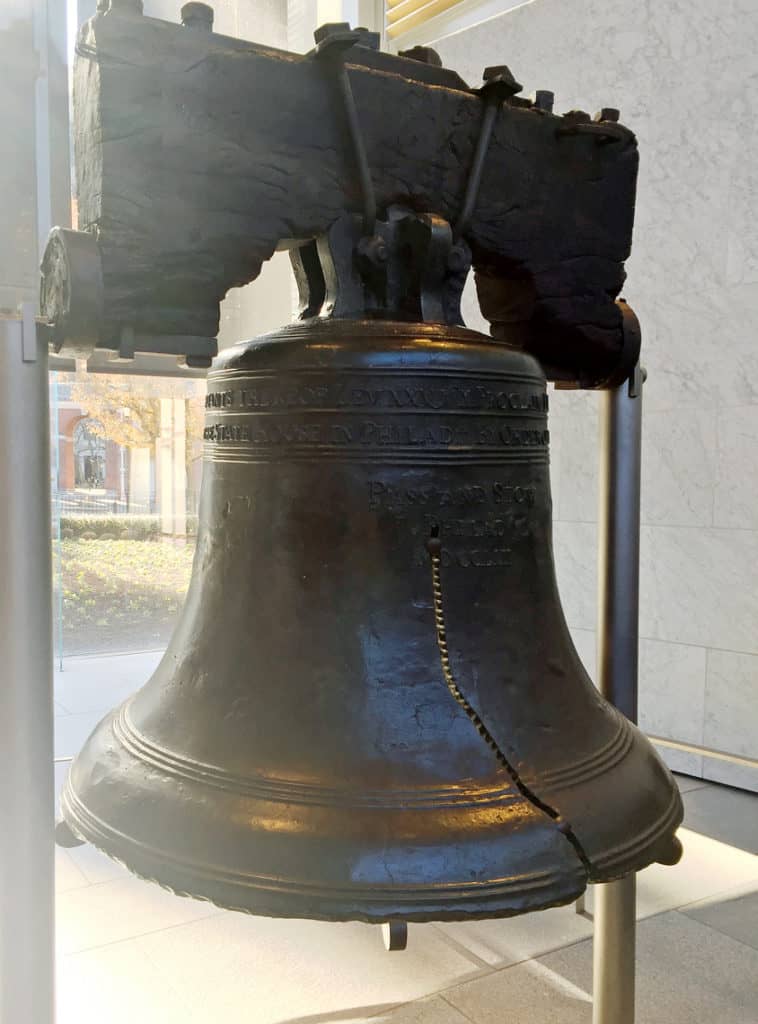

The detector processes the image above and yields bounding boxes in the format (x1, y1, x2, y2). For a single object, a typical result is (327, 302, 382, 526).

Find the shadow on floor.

(682, 783, 758, 855)
(277, 1003, 399, 1024)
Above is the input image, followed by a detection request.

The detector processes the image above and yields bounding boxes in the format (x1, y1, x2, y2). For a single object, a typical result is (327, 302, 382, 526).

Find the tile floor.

(54, 653, 758, 1024)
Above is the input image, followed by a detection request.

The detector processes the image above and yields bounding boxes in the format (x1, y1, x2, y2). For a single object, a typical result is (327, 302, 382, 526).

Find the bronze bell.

(60, 316, 683, 923)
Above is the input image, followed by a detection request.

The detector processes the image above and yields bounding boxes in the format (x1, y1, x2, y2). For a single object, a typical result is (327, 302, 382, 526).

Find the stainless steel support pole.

(0, 310, 55, 1024)
(592, 363, 643, 1024)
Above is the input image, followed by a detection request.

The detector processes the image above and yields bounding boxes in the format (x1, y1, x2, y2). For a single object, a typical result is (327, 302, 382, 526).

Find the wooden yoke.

(41, 2, 640, 386)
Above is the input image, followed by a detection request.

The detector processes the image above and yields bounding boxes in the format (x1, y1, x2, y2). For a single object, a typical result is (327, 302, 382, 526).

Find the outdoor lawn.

(55, 536, 196, 655)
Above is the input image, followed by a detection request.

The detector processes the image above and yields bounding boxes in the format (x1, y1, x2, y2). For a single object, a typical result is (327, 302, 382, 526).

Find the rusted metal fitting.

(398, 45, 443, 67)
(314, 22, 361, 54)
(109, 0, 144, 13)
(481, 64, 523, 102)
(534, 90, 555, 113)
(181, 2, 214, 30)
(357, 234, 388, 269)
(596, 107, 620, 123)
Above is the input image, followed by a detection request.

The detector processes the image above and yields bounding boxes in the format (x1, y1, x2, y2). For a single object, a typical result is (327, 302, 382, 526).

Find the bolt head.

(447, 244, 470, 274)
(109, 0, 144, 12)
(534, 89, 554, 113)
(563, 108, 592, 124)
(353, 27, 380, 50)
(596, 106, 620, 123)
(357, 235, 388, 268)
(181, 2, 214, 29)
(314, 21, 351, 44)
(482, 64, 523, 96)
(398, 45, 443, 67)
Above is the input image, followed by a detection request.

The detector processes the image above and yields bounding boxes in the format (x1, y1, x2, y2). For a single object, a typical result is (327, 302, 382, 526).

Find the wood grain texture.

(73, 10, 638, 370)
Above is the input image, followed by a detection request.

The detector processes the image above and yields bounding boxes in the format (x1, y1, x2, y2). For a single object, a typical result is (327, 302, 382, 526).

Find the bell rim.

(60, 780, 589, 923)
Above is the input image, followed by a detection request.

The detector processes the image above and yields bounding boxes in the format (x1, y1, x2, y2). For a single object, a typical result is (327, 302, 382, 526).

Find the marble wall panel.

(641, 407, 717, 527)
(654, 744, 704, 778)
(703, 758, 758, 792)
(639, 638, 707, 746)
(714, 405, 758, 530)
(704, 650, 758, 764)
(433, 0, 758, 789)
(639, 525, 758, 654)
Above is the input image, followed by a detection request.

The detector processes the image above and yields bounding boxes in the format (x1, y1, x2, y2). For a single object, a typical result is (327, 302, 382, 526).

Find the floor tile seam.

(628, 892, 758, 933)
(127, 934, 218, 1020)
(438, 991, 479, 1023)
(57, 905, 226, 958)
(429, 924, 494, 970)
(661, 874, 758, 916)
(55, 850, 91, 892)
(59, 872, 127, 890)
(332, 999, 407, 1022)
(429, 929, 597, 1001)
(670, 907, 758, 955)
(675, 907, 758, 954)
(55, 878, 93, 896)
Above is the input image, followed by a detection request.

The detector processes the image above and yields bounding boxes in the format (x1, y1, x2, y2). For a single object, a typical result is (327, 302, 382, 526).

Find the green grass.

(54, 537, 196, 655)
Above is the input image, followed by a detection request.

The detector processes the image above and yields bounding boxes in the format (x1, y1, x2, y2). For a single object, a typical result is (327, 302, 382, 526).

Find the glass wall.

(50, 371, 206, 657)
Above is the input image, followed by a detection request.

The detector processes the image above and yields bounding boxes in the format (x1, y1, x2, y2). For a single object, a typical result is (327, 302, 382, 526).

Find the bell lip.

(583, 786, 684, 883)
(60, 777, 588, 923)
(59, 763, 683, 924)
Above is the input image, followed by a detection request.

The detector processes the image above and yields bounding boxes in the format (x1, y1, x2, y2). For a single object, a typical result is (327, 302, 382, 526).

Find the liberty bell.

(47, 9, 682, 933)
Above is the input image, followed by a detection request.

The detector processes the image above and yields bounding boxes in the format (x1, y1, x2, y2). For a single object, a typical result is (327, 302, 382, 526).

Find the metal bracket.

(454, 65, 522, 243)
(381, 921, 408, 952)
(314, 24, 378, 241)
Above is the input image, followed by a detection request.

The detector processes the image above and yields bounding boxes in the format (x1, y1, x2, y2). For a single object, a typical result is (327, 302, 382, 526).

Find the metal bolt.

(314, 21, 351, 45)
(534, 90, 554, 113)
(482, 64, 523, 98)
(353, 26, 380, 50)
(447, 244, 470, 274)
(562, 109, 592, 124)
(357, 235, 388, 268)
(181, 2, 214, 30)
(596, 107, 620, 123)
(109, 0, 144, 12)
(398, 45, 443, 67)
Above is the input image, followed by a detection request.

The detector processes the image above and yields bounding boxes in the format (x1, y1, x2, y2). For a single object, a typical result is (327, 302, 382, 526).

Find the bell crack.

(425, 527, 592, 879)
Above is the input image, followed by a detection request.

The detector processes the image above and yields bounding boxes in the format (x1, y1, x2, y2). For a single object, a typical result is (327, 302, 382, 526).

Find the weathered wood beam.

(53, 7, 639, 379)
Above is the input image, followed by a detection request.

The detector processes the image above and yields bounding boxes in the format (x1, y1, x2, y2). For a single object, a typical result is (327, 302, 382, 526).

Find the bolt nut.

(562, 109, 592, 124)
(398, 45, 443, 67)
(353, 26, 380, 50)
(596, 107, 620, 123)
(447, 244, 470, 274)
(357, 235, 388, 268)
(314, 21, 351, 44)
(533, 89, 554, 113)
(109, 0, 144, 12)
(481, 64, 523, 98)
(181, 2, 214, 30)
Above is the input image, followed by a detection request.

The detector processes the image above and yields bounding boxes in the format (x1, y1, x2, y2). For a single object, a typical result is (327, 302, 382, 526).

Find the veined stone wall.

(431, 0, 758, 790)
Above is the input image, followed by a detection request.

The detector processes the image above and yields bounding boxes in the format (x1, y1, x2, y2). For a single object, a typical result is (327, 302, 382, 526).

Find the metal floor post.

(592, 364, 643, 1024)
(0, 310, 55, 1024)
